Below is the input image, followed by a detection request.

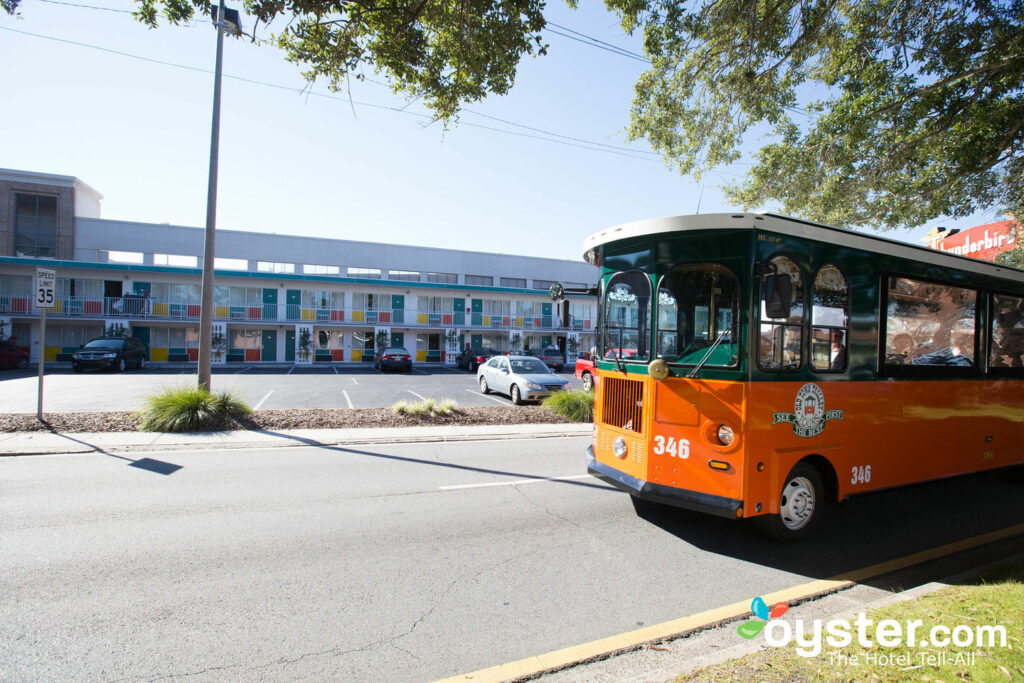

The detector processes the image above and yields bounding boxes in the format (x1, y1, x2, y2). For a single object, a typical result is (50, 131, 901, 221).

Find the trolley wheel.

(755, 462, 824, 542)
(479, 376, 490, 394)
(581, 372, 594, 392)
(510, 384, 523, 405)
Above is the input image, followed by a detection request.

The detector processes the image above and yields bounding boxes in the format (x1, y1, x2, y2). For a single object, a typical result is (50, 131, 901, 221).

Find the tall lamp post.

(198, 0, 242, 391)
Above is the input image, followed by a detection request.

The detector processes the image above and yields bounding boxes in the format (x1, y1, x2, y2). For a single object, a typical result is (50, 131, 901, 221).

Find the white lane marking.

(407, 389, 427, 400)
(440, 474, 591, 491)
(465, 389, 510, 405)
(342, 390, 354, 409)
(236, 366, 249, 374)
(287, 366, 295, 375)
(253, 391, 274, 410)
(333, 366, 339, 374)
(351, 378, 358, 385)
(412, 368, 428, 375)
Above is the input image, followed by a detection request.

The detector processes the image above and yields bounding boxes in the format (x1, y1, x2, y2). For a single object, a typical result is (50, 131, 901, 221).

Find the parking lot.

(0, 364, 583, 413)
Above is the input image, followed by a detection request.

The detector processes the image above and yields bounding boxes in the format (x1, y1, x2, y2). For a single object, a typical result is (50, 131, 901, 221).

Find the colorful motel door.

(392, 295, 404, 324)
(285, 330, 295, 362)
(263, 288, 277, 321)
(391, 332, 404, 348)
(453, 298, 465, 326)
(261, 330, 276, 362)
(471, 334, 483, 348)
(471, 299, 483, 326)
(132, 326, 150, 360)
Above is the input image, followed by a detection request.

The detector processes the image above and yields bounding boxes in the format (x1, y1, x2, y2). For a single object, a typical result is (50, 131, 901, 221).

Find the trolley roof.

(582, 212, 1024, 283)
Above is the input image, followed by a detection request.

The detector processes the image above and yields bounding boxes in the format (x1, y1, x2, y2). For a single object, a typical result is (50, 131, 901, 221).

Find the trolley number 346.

(851, 465, 872, 485)
(653, 435, 690, 459)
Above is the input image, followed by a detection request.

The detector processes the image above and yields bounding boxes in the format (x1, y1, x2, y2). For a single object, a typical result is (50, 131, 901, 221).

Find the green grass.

(679, 559, 1024, 682)
(541, 389, 594, 422)
(391, 398, 458, 418)
(138, 386, 252, 432)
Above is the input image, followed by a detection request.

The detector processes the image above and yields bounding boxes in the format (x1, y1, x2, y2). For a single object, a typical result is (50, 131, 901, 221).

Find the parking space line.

(465, 389, 511, 405)
(351, 378, 358, 385)
(236, 367, 249, 374)
(333, 366, 338, 374)
(439, 474, 590, 491)
(253, 391, 274, 410)
(412, 368, 429, 375)
(341, 390, 354, 409)
(287, 366, 294, 375)
(407, 390, 427, 400)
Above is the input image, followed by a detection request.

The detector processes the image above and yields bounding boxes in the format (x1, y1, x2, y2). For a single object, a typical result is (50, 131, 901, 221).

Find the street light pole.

(198, 0, 228, 392)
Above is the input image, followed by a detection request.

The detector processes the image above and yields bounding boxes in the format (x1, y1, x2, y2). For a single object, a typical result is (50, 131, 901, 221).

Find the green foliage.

(610, 0, 1024, 229)
(391, 397, 457, 417)
(0, 0, 552, 121)
(139, 385, 251, 432)
(996, 223, 1024, 270)
(541, 389, 593, 422)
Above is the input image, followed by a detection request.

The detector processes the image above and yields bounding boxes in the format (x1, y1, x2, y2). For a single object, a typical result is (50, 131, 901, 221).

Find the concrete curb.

(0, 422, 593, 456)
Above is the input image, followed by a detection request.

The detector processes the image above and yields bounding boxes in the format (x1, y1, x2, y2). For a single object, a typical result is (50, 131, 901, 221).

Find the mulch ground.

(0, 406, 578, 433)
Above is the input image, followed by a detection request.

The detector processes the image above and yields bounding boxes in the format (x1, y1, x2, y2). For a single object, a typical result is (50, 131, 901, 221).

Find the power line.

(544, 27, 649, 64)
(546, 21, 648, 62)
(0, 25, 659, 162)
(36, 0, 131, 13)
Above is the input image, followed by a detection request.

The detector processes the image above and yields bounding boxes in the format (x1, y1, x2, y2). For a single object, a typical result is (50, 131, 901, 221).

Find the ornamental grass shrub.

(391, 398, 458, 418)
(541, 389, 594, 422)
(138, 386, 251, 432)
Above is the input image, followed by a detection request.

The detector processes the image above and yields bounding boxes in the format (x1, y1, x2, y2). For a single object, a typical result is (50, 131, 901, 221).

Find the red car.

(0, 340, 29, 370)
(575, 349, 638, 390)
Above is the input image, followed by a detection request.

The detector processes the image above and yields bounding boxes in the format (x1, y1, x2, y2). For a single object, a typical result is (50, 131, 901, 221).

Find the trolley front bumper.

(586, 446, 743, 520)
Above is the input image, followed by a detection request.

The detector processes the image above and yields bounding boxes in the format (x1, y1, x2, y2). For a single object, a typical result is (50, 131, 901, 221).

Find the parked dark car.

(0, 340, 29, 370)
(374, 346, 413, 372)
(455, 346, 501, 371)
(525, 346, 565, 371)
(72, 337, 147, 372)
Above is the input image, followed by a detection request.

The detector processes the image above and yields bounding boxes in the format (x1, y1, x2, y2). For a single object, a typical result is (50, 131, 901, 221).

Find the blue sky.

(1, 0, 1005, 261)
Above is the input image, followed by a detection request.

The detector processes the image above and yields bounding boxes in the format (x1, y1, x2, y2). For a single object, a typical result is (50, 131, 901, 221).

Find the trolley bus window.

(810, 265, 849, 372)
(759, 256, 804, 370)
(885, 277, 976, 367)
(656, 263, 739, 366)
(603, 270, 650, 361)
(990, 294, 1024, 370)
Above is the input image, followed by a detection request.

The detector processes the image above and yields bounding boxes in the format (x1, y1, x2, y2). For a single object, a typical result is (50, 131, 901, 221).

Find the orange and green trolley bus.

(582, 213, 1024, 541)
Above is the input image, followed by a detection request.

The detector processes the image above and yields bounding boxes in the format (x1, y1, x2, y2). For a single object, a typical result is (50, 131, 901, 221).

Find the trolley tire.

(511, 385, 523, 405)
(581, 372, 594, 392)
(479, 376, 490, 394)
(755, 462, 824, 543)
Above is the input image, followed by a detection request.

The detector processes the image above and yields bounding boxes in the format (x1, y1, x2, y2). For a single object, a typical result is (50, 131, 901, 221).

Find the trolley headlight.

(716, 425, 735, 446)
(612, 437, 628, 459)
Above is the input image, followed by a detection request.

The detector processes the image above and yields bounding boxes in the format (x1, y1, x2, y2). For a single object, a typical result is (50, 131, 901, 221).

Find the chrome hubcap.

(779, 476, 815, 530)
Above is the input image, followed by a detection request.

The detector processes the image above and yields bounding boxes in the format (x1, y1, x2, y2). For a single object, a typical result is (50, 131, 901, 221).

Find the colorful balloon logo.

(736, 596, 789, 639)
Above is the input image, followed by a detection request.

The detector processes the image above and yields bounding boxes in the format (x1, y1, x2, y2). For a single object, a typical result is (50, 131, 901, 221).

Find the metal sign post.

(35, 268, 56, 421)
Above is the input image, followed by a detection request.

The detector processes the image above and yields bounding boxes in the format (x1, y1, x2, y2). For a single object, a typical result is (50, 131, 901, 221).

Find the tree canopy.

(4, 0, 1022, 233)
(607, 0, 1024, 230)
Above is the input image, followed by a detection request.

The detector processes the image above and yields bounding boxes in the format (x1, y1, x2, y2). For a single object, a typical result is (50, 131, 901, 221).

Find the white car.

(477, 355, 569, 405)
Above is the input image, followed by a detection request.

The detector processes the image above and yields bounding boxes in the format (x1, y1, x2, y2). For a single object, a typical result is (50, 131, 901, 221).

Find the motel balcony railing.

(0, 296, 596, 331)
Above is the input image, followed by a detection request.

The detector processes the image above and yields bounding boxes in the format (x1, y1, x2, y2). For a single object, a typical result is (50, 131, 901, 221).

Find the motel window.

(758, 255, 804, 371)
(257, 261, 295, 274)
(465, 274, 493, 286)
(810, 265, 849, 372)
(303, 264, 340, 275)
(347, 267, 381, 279)
(989, 294, 1024, 375)
(388, 270, 421, 282)
(532, 279, 556, 290)
(14, 194, 58, 258)
(500, 277, 526, 289)
(426, 272, 457, 284)
(884, 276, 977, 372)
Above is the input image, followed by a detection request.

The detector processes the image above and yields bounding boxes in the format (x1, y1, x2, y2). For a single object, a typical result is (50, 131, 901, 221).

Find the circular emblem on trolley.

(772, 383, 844, 438)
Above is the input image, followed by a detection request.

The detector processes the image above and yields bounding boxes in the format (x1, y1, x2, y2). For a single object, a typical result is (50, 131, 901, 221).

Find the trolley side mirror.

(763, 273, 792, 319)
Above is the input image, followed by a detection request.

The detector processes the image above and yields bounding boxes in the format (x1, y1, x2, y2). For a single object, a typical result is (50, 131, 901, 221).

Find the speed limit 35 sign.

(35, 267, 56, 309)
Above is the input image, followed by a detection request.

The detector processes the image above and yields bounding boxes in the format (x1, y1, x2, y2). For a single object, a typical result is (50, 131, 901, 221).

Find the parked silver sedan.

(477, 355, 569, 405)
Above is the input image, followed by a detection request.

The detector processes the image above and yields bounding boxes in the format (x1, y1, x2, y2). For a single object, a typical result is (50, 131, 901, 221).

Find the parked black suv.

(72, 337, 147, 372)
(525, 346, 565, 371)
(455, 346, 501, 371)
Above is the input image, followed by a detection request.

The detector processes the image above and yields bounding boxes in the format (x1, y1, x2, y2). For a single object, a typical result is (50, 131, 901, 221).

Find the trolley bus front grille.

(601, 376, 644, 433)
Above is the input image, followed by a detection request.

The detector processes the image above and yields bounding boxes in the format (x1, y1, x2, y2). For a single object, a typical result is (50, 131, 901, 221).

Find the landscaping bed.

(0, 406, 577, 433)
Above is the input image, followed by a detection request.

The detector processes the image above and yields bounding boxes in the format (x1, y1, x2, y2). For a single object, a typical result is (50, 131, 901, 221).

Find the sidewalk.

(0, 422, 594, 456)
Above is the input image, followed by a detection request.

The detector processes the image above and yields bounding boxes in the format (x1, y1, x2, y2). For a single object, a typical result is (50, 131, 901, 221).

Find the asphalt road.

(0, 365, 581, 413)
(3, 437, 1023, 681)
